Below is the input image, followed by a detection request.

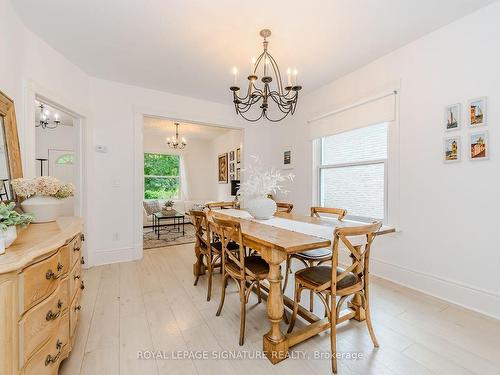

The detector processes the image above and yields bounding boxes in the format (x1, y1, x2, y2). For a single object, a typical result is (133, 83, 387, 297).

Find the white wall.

(0, 0, 271, 268)
(211, 129, 243, 201)
(35, 125, 76, 161)
(87, 78, 261, 266)
(270, 2, 500, 318)
(4, 0, 499, 318)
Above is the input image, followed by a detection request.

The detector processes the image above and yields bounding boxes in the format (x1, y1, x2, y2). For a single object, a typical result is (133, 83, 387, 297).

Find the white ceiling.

(13, 0, 496, 104)
(143, 117, 232, 141)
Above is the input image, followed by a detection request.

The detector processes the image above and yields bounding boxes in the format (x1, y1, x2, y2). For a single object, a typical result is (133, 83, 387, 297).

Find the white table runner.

(214, 209, 335, 240)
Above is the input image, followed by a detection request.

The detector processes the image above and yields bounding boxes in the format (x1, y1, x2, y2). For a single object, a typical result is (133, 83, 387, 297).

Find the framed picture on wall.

(469, 131, 489, 160)
(218, 153, 228, 183)
(229, 150, 235, 162)
(443, 136, 461, 163)
(444, 103, 461, 131)
(236, 148, 241, 163)
(230, 163, 235, 173)
(236, 167, 241, 180)
(468, 97, 487, 128)
(282, 147, 293, 169)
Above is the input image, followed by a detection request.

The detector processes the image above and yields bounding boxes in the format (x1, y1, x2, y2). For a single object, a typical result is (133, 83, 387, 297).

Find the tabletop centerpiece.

(0, 202, 33, 253)
(237, 156, 294, 220)
(12, 176, 75, 223)
(161, 200, 175, 215)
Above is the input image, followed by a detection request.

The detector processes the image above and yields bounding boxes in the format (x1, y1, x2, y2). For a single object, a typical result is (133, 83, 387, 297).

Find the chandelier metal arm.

(230, 29, 302, 122)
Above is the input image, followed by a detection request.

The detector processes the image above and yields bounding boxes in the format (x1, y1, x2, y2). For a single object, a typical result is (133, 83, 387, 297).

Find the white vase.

(246, 196, 277, 220)
(21, 196, 62, 223)
(1, 226, 18, 249)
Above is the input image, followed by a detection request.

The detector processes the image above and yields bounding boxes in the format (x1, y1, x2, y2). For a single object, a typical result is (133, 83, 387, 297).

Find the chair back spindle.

(212, 216, 246, 279)
(311, 206, 347, 220)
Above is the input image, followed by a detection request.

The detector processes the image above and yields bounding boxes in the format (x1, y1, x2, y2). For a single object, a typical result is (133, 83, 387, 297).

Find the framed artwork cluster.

(228, 147, 241, 182)
(443, 96, 489, 163)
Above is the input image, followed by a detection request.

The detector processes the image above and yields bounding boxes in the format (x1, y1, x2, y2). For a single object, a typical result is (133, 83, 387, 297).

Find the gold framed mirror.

(0, 90, 23, 201)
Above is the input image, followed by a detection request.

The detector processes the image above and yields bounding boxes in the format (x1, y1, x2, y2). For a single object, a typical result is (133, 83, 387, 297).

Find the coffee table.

(153, 210, 186, 240)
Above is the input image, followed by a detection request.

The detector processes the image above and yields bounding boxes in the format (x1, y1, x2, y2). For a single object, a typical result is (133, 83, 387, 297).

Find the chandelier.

(230, 29, 302, 122)
(36, 103, 61, 129)
(166, 122, 187, 149)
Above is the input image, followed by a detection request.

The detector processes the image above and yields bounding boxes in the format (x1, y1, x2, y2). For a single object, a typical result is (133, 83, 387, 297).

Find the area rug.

(143, 223, 196, 249)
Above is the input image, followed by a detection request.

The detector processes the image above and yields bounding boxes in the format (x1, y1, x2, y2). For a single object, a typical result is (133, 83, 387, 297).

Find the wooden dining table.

(193, 209, 395, 364)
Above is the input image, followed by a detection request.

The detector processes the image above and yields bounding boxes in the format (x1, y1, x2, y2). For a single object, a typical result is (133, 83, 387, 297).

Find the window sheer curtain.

(179, 155, 190, 200)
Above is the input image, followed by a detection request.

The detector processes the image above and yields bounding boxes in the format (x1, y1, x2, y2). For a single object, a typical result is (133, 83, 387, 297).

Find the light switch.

(95, 145, 107, 153)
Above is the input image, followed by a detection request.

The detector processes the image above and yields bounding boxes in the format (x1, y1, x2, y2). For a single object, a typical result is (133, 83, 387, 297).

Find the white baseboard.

(369, 257, 500, 320)
(90, 246, 141, 267)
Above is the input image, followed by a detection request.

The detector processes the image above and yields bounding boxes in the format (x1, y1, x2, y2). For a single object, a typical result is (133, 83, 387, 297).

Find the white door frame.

(132, 107, 245, 261)
(24, 80, 91, 264)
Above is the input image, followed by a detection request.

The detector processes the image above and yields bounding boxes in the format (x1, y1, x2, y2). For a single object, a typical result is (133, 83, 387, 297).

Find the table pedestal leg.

(261, 248, 288, 364)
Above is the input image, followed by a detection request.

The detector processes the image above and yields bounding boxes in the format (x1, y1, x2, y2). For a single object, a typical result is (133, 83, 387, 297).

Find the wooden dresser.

(0, 217, 84, 375)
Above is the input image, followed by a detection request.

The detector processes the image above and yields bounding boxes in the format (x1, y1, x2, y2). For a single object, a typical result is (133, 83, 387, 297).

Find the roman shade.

(308, 90, 397, 140)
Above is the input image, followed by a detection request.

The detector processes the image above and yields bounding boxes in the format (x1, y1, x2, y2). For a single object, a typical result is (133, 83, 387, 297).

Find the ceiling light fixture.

(230, 29, 302, 122)
(167, 122, 187, 149)
(36, 103, 61, 129)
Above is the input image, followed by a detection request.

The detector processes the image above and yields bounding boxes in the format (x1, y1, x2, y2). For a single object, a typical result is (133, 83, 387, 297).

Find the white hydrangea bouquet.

(238, 156, 294, 220)
(12, 177, 75, 223)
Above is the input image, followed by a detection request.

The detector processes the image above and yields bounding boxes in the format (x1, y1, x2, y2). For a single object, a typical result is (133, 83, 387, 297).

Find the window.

(144, 153, 180, 199)
(317, 122, 388, 222)
(56, 154, 74, 164)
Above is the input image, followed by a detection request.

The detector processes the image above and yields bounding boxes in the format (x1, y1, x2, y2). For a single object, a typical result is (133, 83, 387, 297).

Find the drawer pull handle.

(44, 340, 63, 366)
(45, 299, 64, 321)
(80, 280, 85, 290)
(73, 245, 81, 252)
(75, 305, 82, 311)
(74, 275, 81, 280)
(46, 269, 61, 280)
(46, 262, 64, 280)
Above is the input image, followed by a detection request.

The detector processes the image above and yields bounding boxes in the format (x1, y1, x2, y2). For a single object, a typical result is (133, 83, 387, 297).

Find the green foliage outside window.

(144, 153, 180, 199)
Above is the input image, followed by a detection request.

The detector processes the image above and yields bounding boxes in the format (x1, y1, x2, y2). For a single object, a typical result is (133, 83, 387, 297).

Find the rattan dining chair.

(190, 210, 239, 301)
(287, 221, 382, 373)
(212, 215, 269, 346)
(282, 207, 347, 313)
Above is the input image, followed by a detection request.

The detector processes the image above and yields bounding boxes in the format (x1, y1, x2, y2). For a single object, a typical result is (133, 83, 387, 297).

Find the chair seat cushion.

(226, 256, 269, 276)
(211, 240, 240, 252)
(295, 266, 359, 290)
(295, 247, 332, 261)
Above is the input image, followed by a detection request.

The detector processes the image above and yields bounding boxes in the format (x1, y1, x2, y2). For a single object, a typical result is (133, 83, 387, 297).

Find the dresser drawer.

(22, 313, 69, 375)
(19, 278, 69, 367)
(70, 287, 82, 338)
(69, 259, 83, 301)
(20, 252, 63, 314)
(69, 234, 82, 268)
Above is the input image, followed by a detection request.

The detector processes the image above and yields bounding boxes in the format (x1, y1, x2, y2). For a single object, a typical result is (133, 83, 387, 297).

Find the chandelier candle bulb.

(293, 69, 298, 86)
(287, 68, 292, 87)
(232, 67, 238, 86)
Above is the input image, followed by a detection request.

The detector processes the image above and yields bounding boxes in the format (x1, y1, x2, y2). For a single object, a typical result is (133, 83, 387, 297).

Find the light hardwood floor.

(60, 243, 500, 375)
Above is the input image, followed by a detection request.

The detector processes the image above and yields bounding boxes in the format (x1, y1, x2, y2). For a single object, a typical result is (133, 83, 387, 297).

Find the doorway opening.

(34, 99, 82, 216)
(141, 116, 243, 250)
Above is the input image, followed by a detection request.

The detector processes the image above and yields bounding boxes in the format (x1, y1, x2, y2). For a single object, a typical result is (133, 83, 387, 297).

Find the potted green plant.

(0, 202, 33, 253)
(161, 200, 175, 215)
